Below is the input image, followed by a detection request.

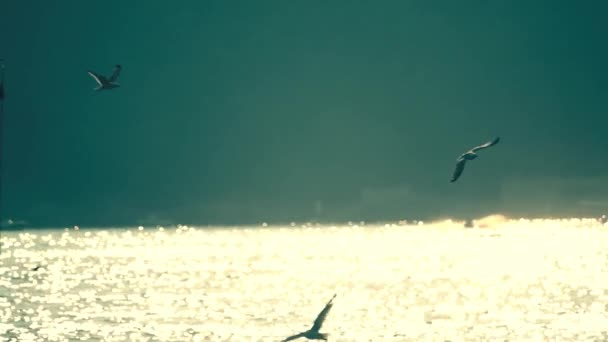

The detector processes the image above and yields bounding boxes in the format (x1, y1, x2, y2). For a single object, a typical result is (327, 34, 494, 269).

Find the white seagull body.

(88, 64, 122, 91)
(450, 137, 500, 183)
(282, 294, 336, 341)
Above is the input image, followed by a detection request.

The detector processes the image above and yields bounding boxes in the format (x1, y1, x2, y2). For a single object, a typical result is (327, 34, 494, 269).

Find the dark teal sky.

(1, 1, 607, 226)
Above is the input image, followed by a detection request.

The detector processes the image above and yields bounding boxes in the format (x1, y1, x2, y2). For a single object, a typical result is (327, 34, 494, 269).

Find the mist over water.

(2, 1, 608, 227)
(1, 218, 607, 341)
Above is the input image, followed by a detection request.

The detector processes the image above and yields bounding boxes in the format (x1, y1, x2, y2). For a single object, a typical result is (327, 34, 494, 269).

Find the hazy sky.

(1, 1, 607, 226)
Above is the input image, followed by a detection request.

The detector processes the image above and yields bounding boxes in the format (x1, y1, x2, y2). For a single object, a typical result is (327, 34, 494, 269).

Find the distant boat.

(136, 214, 173, 227)
(0, 219, 28, 230)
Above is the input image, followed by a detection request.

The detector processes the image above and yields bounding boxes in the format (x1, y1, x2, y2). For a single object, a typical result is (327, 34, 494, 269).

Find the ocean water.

(1, 218, 607, 342)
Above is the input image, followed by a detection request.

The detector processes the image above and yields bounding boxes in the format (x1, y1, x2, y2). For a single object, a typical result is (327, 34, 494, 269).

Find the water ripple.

(1, 220, 607, 341)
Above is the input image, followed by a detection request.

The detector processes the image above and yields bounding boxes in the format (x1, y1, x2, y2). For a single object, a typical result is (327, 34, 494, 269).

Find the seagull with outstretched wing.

(450, 137, 500, 183)
(87, 64, 122, 91)
(281, 294, 336, 341)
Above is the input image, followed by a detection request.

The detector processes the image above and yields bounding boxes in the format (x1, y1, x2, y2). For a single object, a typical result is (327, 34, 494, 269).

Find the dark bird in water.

(281, 294, 336, 341)
(450, 137, 500, 183)
(87, 64, 122, 91)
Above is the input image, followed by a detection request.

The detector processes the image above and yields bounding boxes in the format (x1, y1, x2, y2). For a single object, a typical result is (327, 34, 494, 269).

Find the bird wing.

(109, 64, 122, 82)
(450, 157, 467, 183)
(87, 71, 106, 85)
(310, 294, 336, 332)
(281, 332, 306, 342)
(471, 137, 500, 152)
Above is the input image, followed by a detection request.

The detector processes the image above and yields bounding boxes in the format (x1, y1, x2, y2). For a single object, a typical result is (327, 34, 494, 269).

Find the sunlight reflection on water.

(1, 219, 607, 341)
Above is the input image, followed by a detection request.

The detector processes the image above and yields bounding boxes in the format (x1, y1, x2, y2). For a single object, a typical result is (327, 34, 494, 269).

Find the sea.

(1, 217, 607, 341)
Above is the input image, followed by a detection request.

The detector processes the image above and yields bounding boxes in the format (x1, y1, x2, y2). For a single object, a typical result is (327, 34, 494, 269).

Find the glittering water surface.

(1, 219, 608, 341)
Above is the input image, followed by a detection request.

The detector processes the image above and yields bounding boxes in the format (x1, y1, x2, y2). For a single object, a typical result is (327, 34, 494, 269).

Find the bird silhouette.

(281, 294, 336, 341)
(450, 137, 500, 183)
(87, 64, 122, 91)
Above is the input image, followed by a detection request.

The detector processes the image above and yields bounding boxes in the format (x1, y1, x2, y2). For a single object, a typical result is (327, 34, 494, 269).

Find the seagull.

(281, 294, 336, 341)
(450, 137, 500, 183)
(87, 64, 122, 91)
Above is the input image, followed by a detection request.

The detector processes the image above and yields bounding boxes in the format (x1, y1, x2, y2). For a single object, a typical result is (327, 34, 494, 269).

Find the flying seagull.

(450, 137, 500, 183)
(87, 64, 122, 91)
(281, 294, 336, 341)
